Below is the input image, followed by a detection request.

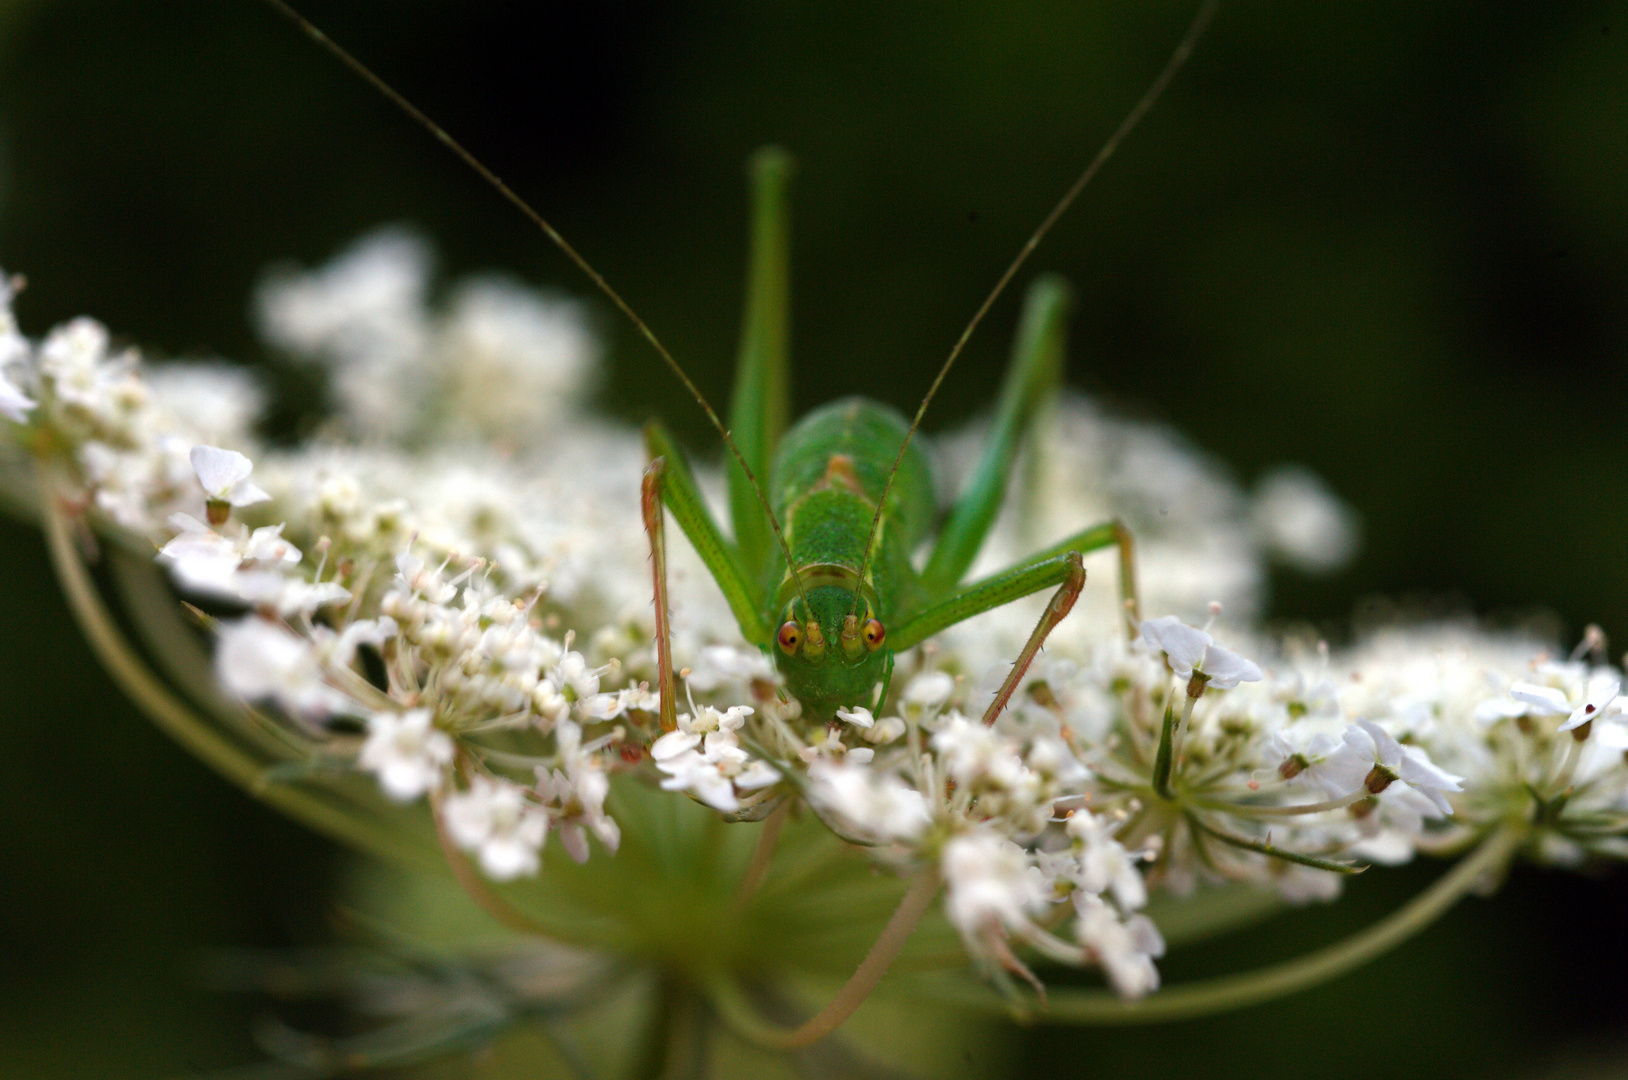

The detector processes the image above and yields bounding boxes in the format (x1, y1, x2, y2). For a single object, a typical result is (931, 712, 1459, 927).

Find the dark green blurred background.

(2, 1, 1625, 1076)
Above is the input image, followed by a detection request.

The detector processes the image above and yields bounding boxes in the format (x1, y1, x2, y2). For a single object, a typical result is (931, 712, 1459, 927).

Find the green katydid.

(260, 0, 1215, 738)
(640, 148, 1140, 735)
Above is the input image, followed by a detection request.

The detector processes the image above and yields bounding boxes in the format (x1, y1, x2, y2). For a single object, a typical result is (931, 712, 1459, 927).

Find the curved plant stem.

(1187, 812, 1366, 874)
(919, 823, 1522, 1024)
(709, 865, 942, 1050)
(44, 491, 261, 789)
(732, 798, 791, 911)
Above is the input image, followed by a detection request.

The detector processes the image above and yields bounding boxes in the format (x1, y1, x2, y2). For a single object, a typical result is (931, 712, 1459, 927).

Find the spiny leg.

(891, 549, 1084, 726)
(643, 424, 775, 733)
(1018, 519, 1141, 636)
(898, 519, 1139, 647)
(640, 460, 679, 733)
(890, 518, 1141, 724)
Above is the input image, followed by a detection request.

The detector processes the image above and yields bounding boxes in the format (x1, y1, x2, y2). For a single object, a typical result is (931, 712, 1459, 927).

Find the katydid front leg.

(642, 424, 772, 733)
(639, 152, 792, 735)
(893, 547, 1086, 725)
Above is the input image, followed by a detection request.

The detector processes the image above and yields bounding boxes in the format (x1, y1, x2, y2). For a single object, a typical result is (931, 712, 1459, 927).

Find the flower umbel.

(2, 238, 1617, 1074)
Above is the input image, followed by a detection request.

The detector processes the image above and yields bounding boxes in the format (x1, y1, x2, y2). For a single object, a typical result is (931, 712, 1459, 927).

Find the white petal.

(836, 705, 875, 729)
(0, 370, 35, 422)
(650, 730, 700, 761)
(190, 444, 253, 497)
(902, 671, 955, 708)
(1560, 676, 1620, 732)
(1397, 746, 1463, 798)
(1198, 644, 1263, 689)
(1510, 682, 1569, 716)
(1140, 616, 1211, 678)
(1354, 719, 1404, 769)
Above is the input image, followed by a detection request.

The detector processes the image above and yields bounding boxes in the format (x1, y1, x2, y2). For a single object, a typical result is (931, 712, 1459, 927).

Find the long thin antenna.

(258, 0, 814, 616)
(855, 0, 1219, 589)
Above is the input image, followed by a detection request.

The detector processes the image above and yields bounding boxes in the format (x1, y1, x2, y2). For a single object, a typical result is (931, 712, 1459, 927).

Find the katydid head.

(773, 582, 889, 718)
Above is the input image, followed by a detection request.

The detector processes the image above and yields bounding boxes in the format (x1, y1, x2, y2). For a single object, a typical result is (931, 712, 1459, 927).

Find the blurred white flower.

(1, 368, 34, 422)
(359, 708, 454, 802)
(807, 759, 931, 842)
(1074, 894, 1165, 998)
(1251, 464, 1360, 573)
(443, 775, 548, 881)
(215, 617, 355, 720)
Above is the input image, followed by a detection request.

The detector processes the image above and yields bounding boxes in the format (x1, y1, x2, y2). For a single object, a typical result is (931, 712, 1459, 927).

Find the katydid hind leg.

(726, 149, 795, 573)
(920, 275, 1070, 594)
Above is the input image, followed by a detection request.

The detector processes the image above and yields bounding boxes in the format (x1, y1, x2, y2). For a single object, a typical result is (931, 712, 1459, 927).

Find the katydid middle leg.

(893, 519, 1134, 725)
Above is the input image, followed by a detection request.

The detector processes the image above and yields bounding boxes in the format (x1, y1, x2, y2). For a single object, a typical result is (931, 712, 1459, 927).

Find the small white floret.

(902, 670, 956, 710)
(1558, 676, 1621, 733)
(358, 708, 454, 802)
(443, 775, 549, 881)
(941, 832, 1050, 944)
(215, 617, 353, 720)
(1140, 614, 1263, 690)
(1074, 894, 1165, 999)
(190, 445, 270, 507)
(1066, 811, 1149, 912)
(807, 759, 930, 842)
(835, 705, 875, 729)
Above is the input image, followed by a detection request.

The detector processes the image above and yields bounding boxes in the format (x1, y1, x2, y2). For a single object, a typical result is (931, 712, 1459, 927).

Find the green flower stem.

(1186, 812, 1366, 874)
(708, 865, 942, 1050)
(1189, 790, 1372, 818)
(40, 481, 438, 874)
(1151, 694, 1179, 800)
(918, 822, 1523, 1024)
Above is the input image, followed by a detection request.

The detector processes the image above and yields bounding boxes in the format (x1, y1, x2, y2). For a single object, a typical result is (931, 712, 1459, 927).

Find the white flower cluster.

(4, 236, 1625, 1006)
(254, 227, 598, 448)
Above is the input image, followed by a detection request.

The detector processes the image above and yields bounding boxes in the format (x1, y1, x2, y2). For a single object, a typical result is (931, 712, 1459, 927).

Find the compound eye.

(862, 618, 886, 650)
(776, 621, 802, 655)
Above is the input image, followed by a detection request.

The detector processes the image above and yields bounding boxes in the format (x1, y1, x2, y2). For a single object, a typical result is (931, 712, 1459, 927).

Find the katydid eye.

(862, 618, 886, 650)
(776, 621, 802, 654)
